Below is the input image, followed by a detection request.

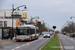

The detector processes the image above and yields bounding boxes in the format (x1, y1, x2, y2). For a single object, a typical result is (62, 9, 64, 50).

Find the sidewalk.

(0, 39, 15, 46)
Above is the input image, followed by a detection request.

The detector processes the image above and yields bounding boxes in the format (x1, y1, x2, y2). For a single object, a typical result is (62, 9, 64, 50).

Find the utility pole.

(11, 4, 14, 40)
(11, 4, 27, 40)
(72, 21, 73, 33)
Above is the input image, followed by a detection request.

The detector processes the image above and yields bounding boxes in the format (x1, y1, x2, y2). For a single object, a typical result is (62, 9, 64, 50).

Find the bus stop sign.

(53, 26, 56, 29)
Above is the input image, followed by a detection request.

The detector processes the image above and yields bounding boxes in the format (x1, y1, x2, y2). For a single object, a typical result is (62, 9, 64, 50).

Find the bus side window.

(30, 29, 35, 34)
(16, 29, 20, 35)
(37, 29, 39, 33)
(27, 29, 30, 34)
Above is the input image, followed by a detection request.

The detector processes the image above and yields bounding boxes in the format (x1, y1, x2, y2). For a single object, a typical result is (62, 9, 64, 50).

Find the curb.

(58, 34, 64, 50)
(39, 35, 53, 50)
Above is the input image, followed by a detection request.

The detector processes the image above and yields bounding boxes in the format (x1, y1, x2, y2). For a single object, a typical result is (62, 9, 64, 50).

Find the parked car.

(43, 32, 50, 38)
(63, 32, 66, 35)
(52, 32, 54, 34)
(74, 33, 75, 37)
(66, 33, 69, 36)
(70, 33, 75, 37)
(42, 31, 47, 35)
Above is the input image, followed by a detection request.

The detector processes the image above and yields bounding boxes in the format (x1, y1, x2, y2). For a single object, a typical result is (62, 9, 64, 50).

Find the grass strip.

(41, 33, 60, 50)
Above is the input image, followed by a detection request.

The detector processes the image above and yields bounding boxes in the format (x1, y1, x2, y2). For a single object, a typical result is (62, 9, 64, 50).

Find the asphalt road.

(0, 35, 53, 50)
(58, 34, 75, 50)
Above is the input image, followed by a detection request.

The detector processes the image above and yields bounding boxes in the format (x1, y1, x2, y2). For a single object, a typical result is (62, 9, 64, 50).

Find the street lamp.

(40, 20, 44, 24)
(31, 16, 39, 24)
(46, 23, 51, 28)
(70, 16, 75, 19)
(45, 23, 51, 32)
(40, 20, 45, 31)
(11, 4, 27, 39)
(31, 16, 39, 19)
(61, 21, 70, 32)
(61, 21, 69, 29)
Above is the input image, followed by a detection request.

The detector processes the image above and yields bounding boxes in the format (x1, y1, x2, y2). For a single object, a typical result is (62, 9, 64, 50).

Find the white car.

(50, 32, 53, 35)
(42, 32, 47, 35)
(43, 32, 50, 38)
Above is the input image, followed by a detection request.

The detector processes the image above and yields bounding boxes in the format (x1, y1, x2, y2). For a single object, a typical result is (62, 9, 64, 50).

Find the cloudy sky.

(0, 0, 75, 31)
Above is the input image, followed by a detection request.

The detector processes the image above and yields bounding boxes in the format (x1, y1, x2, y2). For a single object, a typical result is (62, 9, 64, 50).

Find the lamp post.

(31, 16, 39, 24)
(45, 23, 51, 32)
(61, 21, 69, 30)
(11, 4, 27, 39)
(40, 20, 44, 31)
(45, 23, 48, 31)
(40, 20, 44, 24)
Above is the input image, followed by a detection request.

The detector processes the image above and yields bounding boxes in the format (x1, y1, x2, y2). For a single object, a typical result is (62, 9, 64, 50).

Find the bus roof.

(18, 25, 39, 29)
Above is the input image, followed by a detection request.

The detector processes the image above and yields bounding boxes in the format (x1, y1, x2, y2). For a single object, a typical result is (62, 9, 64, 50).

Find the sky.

(0, 0, 75, 31)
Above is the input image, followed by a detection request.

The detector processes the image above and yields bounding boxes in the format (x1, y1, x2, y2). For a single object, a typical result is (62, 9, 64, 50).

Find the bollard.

(54, 33, 55, 38)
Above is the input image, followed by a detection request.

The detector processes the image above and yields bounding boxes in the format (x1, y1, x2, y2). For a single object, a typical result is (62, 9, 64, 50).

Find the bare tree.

(61, 21, 75, 33)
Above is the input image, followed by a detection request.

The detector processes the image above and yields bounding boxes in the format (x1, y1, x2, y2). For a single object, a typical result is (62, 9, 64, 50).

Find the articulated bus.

(16, 25, 40, 41)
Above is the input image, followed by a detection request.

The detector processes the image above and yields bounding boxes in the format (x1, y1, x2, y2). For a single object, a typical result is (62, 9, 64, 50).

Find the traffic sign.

(53, 26, 56, 29)
(70, 30, 72, 32)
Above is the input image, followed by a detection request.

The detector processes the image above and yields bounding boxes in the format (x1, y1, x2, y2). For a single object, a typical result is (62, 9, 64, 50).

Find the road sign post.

(53, 26, 56, 38)
(54, 33, 55, 38)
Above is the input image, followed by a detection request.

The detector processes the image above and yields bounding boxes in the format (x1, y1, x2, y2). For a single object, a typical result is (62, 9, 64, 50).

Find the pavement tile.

(0, 39, 15, 46)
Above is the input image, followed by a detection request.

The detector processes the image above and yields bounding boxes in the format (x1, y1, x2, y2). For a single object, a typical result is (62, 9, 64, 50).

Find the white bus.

(16, 25, 40, 41)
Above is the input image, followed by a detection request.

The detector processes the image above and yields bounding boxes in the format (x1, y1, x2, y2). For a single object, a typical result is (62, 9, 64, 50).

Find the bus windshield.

(17, 29, 30, 35)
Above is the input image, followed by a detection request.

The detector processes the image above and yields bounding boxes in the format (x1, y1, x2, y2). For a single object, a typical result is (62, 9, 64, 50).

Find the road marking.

(11, 49, 15, 50)
(11, 37, 48, 50)
(15, 46, 21, 49)
(21, 44, 26, 46)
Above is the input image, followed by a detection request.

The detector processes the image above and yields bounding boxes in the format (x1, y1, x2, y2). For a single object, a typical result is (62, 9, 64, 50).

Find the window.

(20, 29, 27, 35)
(0, 21, 3, 27)
(13, 12, 19, 15)
(30, 29, 35, 34)
(16, 29, 30, 35)
(36, 29, 39, 33)
(4, 21, 7, 27)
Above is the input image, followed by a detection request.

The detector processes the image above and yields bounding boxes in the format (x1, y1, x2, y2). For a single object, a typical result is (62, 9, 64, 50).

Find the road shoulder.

(58, 34, 64, 50)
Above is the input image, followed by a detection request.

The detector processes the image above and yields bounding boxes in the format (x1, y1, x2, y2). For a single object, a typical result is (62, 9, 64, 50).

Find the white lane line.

(11, 37, 46, 50)
(21, 44, 26, 46)
(11, 49, 15, 50)
(15, 46, 21, 49)
(62, 34, 74, 40)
